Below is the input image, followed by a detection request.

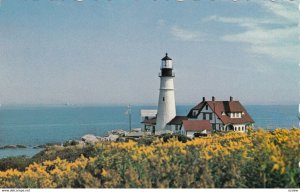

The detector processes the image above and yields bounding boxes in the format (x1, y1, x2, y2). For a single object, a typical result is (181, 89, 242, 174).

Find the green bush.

(30, 145, 98, 164)
(63, 140, 79, 147)
(137, 136, 155, 146)
(0, 156, 30, 171)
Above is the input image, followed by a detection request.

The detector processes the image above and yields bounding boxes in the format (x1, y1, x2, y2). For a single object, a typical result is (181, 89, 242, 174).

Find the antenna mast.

(128, 104, 132, 132)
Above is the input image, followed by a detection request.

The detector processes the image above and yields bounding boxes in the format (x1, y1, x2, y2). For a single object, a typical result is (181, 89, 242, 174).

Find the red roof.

(182, 120, 212, 132)
(188, 100, 254, 125)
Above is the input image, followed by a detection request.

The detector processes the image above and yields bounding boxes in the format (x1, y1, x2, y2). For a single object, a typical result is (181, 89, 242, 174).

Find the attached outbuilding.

(167, 116, 188, 133)
(182, 120, 212, 138)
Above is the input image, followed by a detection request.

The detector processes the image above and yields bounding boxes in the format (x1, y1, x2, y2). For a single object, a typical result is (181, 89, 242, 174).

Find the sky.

(0, 0, 299, 106)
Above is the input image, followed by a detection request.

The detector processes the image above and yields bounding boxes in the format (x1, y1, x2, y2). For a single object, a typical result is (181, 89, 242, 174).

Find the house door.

(227, 124, 234, 131)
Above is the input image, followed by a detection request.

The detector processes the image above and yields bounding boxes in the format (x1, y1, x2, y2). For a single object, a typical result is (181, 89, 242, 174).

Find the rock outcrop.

(0, 144, 27, 149)
(81, 134, 99, 144)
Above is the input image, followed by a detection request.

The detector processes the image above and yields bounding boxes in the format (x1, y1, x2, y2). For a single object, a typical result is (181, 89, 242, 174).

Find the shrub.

(63, 140, 79, 147)
(137, 136, 155, 146)
(0, 156, 30, 171)
(0, 128, 299, 188)
(175, 134, 190, 143)
(30, 145, 97, 164)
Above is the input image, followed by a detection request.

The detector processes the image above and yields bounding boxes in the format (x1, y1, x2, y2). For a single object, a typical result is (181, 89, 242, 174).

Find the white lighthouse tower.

(156, 53, 176, 132)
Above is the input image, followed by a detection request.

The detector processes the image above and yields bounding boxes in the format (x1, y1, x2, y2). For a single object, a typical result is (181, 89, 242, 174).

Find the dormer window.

(230, 112, 242, 118)
(193, 110, 198, 116)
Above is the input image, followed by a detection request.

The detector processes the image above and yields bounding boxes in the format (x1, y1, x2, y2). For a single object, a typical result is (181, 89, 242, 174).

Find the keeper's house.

(184, 96, 254, 133)
(165, 96, 254, 138)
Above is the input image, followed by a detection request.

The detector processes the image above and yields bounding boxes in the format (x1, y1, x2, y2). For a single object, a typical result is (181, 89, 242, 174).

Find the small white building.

(182, 120, 212, 139)
(140, 110, 157, 121)
(140, 109, 157, 133)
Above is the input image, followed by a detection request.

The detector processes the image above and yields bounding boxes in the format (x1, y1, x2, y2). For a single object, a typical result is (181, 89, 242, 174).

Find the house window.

(209, 113, 212, 120)
(193, 110, 198, 116)
(205, 105, 208, 110)
(203, 113, 206, 120)
(238, 127, 240, 131)
(163, 97, 165, 101)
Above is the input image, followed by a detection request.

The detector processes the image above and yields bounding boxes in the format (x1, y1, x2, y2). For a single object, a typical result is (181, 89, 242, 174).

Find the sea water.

(0, 105, 298, 158)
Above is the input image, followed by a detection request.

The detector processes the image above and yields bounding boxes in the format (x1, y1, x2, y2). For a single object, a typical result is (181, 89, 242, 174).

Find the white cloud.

(170, 26, 206, 42)
(206, 1, 300, 62)
(203, 15, 280, 29)
(258, 1, 299, 22)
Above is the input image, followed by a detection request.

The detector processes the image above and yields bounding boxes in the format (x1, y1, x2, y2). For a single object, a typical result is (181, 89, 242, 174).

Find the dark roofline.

(161, 53, 172, 61)
(167, 116, 188, 125)
(141, 117, 156, 125)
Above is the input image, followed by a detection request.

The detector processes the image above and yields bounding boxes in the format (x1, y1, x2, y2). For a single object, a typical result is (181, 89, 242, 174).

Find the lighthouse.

(156, 53, 176, 131)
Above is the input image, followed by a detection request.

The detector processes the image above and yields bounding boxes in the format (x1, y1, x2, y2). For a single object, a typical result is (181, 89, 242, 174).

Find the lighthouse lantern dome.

(161, 53, 173, 69)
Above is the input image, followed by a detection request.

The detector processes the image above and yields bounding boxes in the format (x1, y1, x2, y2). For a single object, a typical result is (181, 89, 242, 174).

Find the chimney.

(212, 96, 215, 101)
(202, 97, 205, 102)
(230, 96, 233, 102)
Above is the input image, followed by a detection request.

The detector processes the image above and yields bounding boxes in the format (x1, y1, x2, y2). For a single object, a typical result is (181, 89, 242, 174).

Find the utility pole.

(128, 104, 132, 132)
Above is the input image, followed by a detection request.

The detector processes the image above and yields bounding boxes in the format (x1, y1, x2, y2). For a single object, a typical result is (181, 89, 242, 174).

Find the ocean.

(0, 105, 298, 158)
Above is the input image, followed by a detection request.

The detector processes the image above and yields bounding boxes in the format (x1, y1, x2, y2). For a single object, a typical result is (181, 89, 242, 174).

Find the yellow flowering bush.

(0, 128, 299, 188)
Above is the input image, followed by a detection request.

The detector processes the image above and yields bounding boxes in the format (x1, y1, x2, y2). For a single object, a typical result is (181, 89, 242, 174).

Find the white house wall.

(233, 124, 246, 133)
(182, 129, 209, 139)
(186, 131, 195, 139)
(169, 124, 181, 133)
